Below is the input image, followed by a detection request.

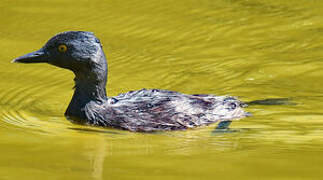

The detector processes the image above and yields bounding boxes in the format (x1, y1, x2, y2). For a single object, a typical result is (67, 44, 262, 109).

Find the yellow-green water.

(1, 0, 323, 179)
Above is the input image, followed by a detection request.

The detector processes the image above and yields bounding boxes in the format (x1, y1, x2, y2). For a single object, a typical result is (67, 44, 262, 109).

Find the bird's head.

(13, 31, 107, 80)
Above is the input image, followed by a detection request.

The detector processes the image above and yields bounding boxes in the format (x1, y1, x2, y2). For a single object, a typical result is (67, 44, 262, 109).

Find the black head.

(13, 31, 107, 80)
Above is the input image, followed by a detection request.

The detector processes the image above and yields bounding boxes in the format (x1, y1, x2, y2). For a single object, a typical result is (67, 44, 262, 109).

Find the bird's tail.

(214, 98, 294, 130)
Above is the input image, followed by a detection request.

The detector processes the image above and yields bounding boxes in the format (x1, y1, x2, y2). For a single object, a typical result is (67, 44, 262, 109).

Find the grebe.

(13, 31, 249, 132)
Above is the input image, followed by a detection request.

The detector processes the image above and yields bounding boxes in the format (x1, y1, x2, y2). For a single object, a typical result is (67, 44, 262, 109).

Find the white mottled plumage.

(84, 89, 248, 132)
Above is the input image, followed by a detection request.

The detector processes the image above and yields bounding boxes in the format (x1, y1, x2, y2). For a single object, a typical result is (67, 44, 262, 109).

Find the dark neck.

(65, 51, 108, 123)
(74, 77, 107, 102)
(65, 75, 107, 123)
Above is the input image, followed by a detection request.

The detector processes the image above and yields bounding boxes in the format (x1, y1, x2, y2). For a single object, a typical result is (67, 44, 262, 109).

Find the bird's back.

(83, 89, 248, 132)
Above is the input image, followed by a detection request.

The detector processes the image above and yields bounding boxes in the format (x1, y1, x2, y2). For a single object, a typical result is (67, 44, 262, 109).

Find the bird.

(12, 31, 249, 132)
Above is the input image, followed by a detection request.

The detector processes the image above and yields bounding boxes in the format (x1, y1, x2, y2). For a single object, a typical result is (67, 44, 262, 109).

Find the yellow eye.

(58, 44, 67, 53)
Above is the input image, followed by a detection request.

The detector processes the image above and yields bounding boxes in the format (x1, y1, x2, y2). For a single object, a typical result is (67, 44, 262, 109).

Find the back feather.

(84, 89, 248, 132)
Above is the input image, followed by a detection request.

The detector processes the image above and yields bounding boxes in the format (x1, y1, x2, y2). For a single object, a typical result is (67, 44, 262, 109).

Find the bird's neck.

(65, 53, 108, 123)
(74, 77, 107, 102)
(65, 76, 107, 123)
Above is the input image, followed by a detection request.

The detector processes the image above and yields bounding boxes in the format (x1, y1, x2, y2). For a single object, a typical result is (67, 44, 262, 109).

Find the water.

(1, 0, 323, 179)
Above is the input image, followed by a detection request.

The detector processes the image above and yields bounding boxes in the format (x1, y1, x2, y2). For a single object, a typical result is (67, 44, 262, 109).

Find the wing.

(85, 89, 248, 132)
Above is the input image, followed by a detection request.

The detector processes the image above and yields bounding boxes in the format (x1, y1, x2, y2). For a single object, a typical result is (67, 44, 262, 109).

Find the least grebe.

(13, 31, 249, 132)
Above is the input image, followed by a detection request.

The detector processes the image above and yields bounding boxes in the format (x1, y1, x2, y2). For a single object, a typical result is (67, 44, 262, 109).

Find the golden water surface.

(1, 0, 323, 179)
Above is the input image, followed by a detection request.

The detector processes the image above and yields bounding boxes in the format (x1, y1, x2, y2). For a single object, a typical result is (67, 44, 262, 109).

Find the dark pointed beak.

(12, 48, 48, 63)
